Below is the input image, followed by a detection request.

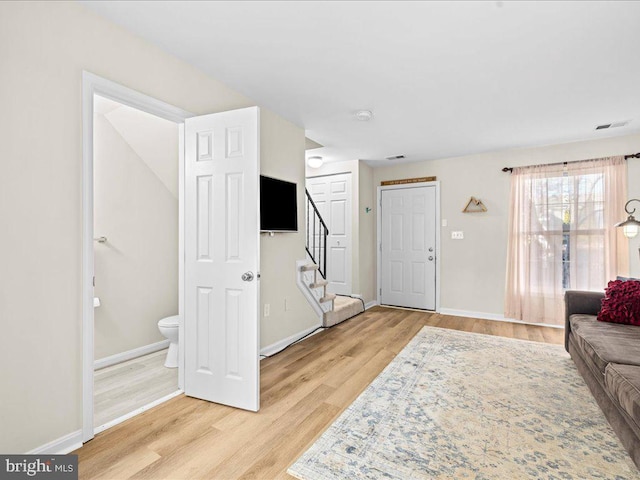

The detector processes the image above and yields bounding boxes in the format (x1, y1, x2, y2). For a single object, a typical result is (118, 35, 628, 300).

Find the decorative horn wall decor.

(463, 197, 487, 213)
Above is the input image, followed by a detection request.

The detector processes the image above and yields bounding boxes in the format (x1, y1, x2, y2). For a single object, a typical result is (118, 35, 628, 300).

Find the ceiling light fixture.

(355, 110, 373, 121)
(307, 156, 323, 168)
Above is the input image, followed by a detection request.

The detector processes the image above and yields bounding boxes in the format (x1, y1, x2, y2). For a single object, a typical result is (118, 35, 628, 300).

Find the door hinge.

(379, 288, 382, 295)
(93, 276, 95, 287)
(379, 243, 382, 252)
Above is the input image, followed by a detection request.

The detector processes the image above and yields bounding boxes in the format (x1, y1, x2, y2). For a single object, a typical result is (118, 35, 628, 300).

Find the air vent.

(385, 155, 405, 161)
(596, 121, 628, 130)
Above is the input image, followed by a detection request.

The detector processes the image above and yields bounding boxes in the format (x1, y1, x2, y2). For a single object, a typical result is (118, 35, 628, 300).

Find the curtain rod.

(501, 152, 640, 173)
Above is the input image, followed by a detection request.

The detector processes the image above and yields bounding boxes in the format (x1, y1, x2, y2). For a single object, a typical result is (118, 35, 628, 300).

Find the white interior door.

(307, 173, 352, 295)
(184, 106, 260, 411)
(380, 186, 436, 310)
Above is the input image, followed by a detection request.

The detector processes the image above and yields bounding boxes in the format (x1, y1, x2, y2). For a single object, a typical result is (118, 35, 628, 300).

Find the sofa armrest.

(564, 290, 604, 352)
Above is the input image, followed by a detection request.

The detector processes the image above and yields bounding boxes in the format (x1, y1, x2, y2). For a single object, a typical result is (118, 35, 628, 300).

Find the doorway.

(82, 73, 262, 444)
(378, 183, 440, 310)
(92, 94, 181, 432)
(82, 72, 191, 442)
(306, 173, 353, 295)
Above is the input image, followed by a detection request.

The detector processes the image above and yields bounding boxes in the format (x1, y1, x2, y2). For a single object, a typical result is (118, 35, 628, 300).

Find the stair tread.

(323, 296, 365, 327)
(319, 293, 337, 303)
(300, 264, 319, 271)
(309, 279, 329, 288)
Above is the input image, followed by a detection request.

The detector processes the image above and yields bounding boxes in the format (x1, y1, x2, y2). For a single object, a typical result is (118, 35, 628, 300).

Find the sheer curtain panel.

(505, 156, 628, 325)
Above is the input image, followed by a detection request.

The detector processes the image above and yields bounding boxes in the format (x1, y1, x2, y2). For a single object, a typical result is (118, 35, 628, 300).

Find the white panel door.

(381, 186, 436, 310)
(307, 173, 352, 295)
(184, 107, 260, 411)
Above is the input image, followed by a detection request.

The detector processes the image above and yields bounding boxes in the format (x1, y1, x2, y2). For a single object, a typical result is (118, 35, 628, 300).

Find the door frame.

(376, 181, 441, 311)
(81, 72, 193, 442)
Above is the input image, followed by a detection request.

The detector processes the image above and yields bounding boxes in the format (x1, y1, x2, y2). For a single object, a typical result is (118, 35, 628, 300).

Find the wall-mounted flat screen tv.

(260, 175, 298, 232)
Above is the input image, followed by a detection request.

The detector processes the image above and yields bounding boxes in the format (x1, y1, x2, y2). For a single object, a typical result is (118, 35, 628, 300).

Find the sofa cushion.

(570, 314, 640, 376)
(598, 279, 640, 325)
(605, 363, 640, 431)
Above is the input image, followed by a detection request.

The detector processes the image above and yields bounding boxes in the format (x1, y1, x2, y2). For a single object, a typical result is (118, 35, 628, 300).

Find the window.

(505, 157, 627, 325)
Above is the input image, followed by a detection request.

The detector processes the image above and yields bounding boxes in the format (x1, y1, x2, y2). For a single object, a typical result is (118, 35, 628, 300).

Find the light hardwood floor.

(94, 349, 179, 428)
(75, 306, 564, 479)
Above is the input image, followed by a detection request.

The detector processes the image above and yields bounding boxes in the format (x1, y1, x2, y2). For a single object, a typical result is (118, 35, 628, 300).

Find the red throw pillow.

(598, 279, 640, 325)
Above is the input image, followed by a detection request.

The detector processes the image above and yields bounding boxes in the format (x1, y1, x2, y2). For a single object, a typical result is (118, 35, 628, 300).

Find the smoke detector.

(355, 110, 373, 121)
(385, 154, 405, 161)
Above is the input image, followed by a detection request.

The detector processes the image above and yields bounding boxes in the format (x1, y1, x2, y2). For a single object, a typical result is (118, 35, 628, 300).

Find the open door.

(184, 106, 260, 411)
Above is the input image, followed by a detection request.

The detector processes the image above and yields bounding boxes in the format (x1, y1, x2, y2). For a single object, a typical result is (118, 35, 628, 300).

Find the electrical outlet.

(284, 298, 289, 311)
(264, 303, 270, 317)
(451, 231, 464, 240)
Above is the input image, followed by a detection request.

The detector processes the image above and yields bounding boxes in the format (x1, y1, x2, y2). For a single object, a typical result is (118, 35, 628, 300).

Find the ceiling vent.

(596, 121, 629, 130)
(385, 155, 405, 161)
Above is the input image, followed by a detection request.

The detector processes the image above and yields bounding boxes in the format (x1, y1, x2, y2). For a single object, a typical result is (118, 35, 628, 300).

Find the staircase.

(298, 189, 364, 327)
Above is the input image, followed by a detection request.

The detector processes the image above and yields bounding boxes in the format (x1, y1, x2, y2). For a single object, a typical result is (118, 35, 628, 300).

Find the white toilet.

(158, 315, 180, 368)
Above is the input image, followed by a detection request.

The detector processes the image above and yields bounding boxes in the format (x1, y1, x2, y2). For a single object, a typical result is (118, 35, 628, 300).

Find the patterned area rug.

(288, 326, 639, 479)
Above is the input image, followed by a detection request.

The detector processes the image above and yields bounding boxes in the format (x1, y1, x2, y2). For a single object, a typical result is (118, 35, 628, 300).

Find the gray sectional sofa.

(565, 290, 640, 469)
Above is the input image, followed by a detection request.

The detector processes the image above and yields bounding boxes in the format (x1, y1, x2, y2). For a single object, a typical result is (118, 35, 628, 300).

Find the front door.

(306, 173, 352, 295)
(380, 185, 436, 310)
(184, 107, 260, 411)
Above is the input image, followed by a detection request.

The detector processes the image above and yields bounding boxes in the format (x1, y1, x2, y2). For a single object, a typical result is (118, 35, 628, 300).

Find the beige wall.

(93, 110, 178, 360)
(0, 1, 314, 453)
(357, 162, 376, 304)
(260, 110, 318, 347)
(373, 133, 640, 317)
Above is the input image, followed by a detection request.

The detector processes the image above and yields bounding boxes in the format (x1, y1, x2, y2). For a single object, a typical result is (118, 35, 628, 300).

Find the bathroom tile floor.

(94, 349, 178, 428)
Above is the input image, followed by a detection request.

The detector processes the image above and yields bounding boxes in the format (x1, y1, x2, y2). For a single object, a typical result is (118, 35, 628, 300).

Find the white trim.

(94, 340, 170, 370)
(260, 323, 322, 357)
(178, 123, 185, 392)
(296, 259, 325, 319)
(365, 300, 378, 310)
(93, 390, 183, 435)
(27, 430, 83, 455)
(376, 181, 441, 311)
(438, 308, 565, 329)
(82, 71, 193, 444)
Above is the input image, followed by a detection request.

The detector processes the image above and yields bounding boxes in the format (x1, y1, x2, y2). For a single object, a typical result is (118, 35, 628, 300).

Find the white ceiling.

(81, 1, 640, 166)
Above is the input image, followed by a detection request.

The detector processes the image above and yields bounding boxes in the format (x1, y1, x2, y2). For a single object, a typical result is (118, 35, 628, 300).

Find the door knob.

(428, 247, 433, 252)
(428, 256, 434, 261)
(241, 271, 254, 282)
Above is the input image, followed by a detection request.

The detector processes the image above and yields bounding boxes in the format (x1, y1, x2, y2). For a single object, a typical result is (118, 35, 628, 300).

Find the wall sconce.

(615, 199, 640, 238)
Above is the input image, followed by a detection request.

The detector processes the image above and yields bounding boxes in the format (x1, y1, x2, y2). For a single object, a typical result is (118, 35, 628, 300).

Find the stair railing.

(305, 189, 329, 279)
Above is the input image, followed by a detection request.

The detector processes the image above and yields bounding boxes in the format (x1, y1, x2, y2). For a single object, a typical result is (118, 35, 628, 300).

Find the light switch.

(442, 219, 448, 227)
(451, 231, 464, 240)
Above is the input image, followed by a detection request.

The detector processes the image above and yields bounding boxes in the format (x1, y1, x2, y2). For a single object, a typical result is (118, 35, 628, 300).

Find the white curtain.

(505, 156, 628, 325)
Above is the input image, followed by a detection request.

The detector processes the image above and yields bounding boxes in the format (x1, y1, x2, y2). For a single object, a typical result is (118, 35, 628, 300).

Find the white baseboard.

(365, 300, 378, 310)
(438, 308, 564, 329)
(94, 339, 170, 370)
(27, 430, 83, 455)
(260, 323, 322, 358)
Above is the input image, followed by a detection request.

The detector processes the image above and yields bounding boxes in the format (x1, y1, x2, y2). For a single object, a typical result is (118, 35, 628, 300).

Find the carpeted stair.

(301, 262, 365, 327)
(323, 295, 364, 327)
